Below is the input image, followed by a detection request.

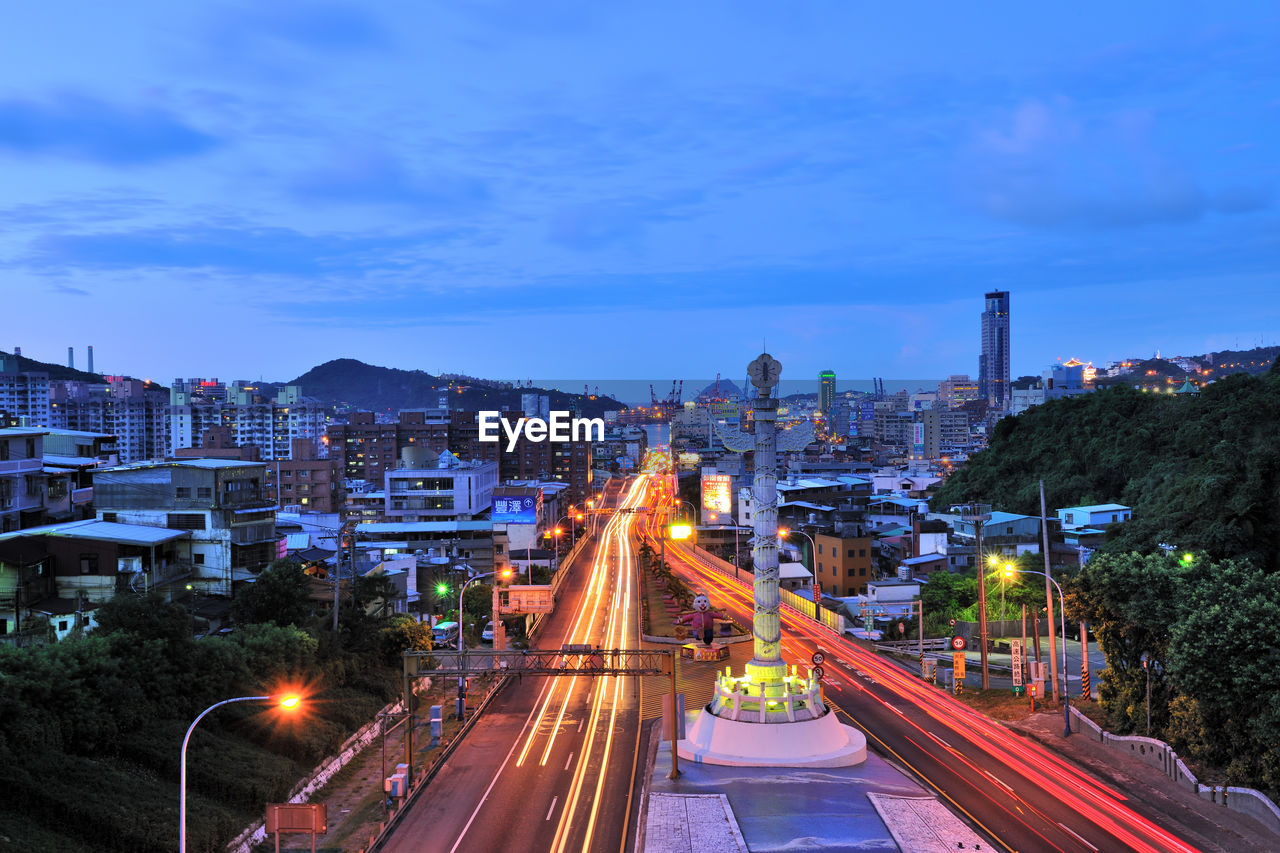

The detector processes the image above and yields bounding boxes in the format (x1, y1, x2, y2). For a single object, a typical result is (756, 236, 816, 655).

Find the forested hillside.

(932, 359, 1280, 571)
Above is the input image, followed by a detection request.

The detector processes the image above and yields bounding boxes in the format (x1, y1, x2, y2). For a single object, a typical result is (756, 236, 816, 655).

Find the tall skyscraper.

(979, 291, 1010, 411)
(818, 369, 836, 413)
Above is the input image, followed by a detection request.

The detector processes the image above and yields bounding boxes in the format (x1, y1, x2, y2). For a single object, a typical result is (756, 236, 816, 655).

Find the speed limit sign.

(811, 652, 825, 666)
(950, 636, 967, 651)
(811, 665, 825, 680)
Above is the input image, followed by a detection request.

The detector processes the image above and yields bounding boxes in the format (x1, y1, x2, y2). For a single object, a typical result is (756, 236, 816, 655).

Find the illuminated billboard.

(492, 493, 539, 524)
(702, 474, 732, 515)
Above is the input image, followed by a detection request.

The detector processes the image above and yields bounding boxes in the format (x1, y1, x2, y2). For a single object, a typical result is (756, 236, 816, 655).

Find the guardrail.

(671, 538, 846, 636)
(1068, 707, 1280, 838)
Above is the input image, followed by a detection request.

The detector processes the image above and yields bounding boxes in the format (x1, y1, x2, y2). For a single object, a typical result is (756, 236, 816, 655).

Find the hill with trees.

(932, 359, 1280, 572)
(289, 358, 624, 417)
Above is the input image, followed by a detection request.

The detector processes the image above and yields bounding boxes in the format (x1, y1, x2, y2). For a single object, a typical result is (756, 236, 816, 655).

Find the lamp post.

(181, 694, 300, 853)
(456, 568, 510, 718)
(1004, 565, 1071, 737)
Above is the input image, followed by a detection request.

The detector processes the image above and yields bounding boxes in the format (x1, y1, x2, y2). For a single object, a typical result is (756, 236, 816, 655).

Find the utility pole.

(1040, 480, 1059, 703)
(963, 503, 992, 690)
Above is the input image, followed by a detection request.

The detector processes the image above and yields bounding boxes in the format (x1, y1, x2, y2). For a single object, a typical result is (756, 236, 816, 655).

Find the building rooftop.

(0, 427, 48, 439)
(43, 454, 101, 468)
(357, 521, 494, 534)
(40, 428, 116, 439)
(1060, 503, 1130, 514)
(0, 519, 190, 546)
(102, 458, 265, 472)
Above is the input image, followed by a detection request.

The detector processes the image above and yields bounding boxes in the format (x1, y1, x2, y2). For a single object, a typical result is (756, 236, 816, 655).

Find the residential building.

(937, 374, 981, 409)
(0, 428, 46, 533)
(170, 385, 327, 461)
(0, 354, 51, 427)
(917, 409, 970, 460)
(92, 459, 277, 595)
(979, 290, 1011, 411)
(40, 428, 117, 523)
(277, 438, 342, 514)
(327, 410, 450, 482)
(50, 379, 168, 463)
(813, 530, 874, 597)
(0, 520, 192, 639)
(1058, 503, 1131, 529)
(385, 449, 498, 523)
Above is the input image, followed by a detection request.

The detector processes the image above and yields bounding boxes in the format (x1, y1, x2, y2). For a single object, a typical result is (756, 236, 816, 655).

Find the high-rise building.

(818, 370, 836, 414)
(979, 291, 1010, 411)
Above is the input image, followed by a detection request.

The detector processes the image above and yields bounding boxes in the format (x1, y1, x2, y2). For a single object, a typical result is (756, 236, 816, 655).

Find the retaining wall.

(1067, 707, 1280, 837)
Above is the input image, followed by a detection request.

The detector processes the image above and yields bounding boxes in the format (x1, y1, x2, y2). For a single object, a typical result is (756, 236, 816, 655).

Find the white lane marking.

(925, 731, 955, 751)
(564, 752, 574, 771)
(546, 796, 559, 821)
(984, 770, 1014, 795)
(1057, 822, 1099, 851)
(578, 718, 585, 733)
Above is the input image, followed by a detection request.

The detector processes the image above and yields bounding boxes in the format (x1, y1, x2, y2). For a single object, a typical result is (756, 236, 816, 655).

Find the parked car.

(481, 621, 495, 642)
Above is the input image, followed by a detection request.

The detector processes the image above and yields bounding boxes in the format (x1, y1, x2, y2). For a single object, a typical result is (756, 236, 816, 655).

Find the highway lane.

(380, 476, 648, 853)
(655, 516, 1201, 853)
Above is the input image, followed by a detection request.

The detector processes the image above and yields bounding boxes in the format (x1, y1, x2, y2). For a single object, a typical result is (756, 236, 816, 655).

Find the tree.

(95, 592, 190, 642)
(378, 615, 433, 667)
(232, 559, 313, 628)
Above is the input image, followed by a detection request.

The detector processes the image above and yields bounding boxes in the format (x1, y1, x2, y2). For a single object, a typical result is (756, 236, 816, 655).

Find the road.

(654, 511, 1202, 853)
(380, 475, 650, 853)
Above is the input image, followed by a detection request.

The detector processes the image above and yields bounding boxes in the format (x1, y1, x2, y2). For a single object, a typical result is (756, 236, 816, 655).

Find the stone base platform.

(677, 705, 867, 767)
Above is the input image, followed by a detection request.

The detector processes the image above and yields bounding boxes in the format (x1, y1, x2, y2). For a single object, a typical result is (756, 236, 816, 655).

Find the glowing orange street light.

(181, 692, 302, 852)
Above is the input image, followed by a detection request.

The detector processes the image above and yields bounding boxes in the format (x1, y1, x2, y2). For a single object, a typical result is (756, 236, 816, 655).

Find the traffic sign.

(950, 636, 967, 651)
(811, 652, 825, 666)
(1011, 639, 1024, 688)
(811, 665, 825, 680)
(949, 618, 957, 627)
(952, 651, 966, 680)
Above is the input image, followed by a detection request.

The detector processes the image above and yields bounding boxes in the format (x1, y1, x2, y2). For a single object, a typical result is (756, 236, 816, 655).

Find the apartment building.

(93, 459, 277, 596)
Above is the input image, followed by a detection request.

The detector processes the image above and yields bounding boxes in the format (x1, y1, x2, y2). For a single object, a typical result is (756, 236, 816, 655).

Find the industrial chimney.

(87, 345, 94, 374)
(68, 346, 74, 369)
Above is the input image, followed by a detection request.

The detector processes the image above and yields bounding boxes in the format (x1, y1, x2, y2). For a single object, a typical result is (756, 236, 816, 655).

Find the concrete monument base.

(677, 704, 867, 767)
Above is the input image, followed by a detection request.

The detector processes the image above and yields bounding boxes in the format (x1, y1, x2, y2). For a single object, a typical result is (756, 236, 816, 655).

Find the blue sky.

(2, 1, 1277, 385)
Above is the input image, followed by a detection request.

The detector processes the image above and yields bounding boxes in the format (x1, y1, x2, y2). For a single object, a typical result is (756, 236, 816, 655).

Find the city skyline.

(3, 2, 1277, 380)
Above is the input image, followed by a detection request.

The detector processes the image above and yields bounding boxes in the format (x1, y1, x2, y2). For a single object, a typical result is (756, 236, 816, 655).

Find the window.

(26, 439, 36, 459)
(167, 513, 206, 530)
(194, 552, 205, 565)
(58, 620, 68, 632)
(0, 443, 6, 461)
(848, 568, 857, 577)
(197, 486, 212, 499)
(176, 487, 191, 499)
(859, 549, 867, 557)
(818, 544, 824, 555)
(848, 549, 856, 557)
(101, 512, 117, 523)
(859, 567, 867, 576)
(79, 554, 98, 575)
(817, 562, 823, 573)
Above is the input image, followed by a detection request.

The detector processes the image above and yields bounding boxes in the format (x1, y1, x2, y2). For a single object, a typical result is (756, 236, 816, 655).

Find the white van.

(432, 621, 460, 646)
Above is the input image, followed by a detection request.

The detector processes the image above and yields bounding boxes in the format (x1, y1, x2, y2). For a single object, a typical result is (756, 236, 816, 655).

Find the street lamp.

(777, 527, 816, 570)
(1004, 565, 1071, 737)
(181, 693, 301, 852)
(456, 568, 512, 719)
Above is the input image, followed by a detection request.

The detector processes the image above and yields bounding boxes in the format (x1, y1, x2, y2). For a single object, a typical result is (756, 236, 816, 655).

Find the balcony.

(0, 458, 41, 476)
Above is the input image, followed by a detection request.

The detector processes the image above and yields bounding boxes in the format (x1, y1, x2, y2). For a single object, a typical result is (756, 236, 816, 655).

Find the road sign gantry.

(404, 647, 675, 678)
